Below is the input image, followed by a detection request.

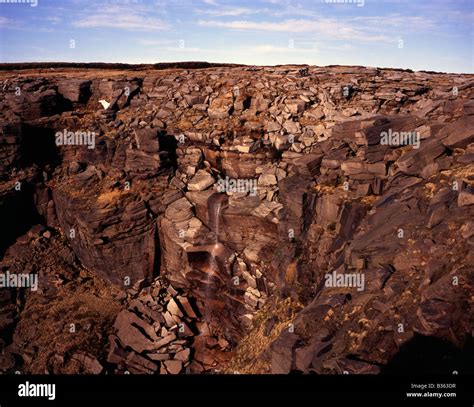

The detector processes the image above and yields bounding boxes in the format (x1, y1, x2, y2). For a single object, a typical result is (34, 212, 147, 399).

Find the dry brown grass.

(97, 189, 122, 204)
(225, 296, 303, 374)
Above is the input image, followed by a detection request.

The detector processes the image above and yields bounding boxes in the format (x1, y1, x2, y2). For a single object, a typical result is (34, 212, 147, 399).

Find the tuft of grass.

(225, 296, 303, 374)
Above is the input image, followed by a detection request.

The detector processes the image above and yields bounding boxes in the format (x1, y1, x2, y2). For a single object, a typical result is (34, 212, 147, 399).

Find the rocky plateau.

(0, 63, 473, 375)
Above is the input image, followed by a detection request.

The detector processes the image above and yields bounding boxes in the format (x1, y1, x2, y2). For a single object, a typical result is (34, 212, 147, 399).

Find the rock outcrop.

(0, 64, 472, 374)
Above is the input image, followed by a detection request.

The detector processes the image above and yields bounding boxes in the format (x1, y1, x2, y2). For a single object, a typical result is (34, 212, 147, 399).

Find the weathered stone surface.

(164, 359, 183, 374)
(58, 79, 92, 103)
(0, 64, 472, 377)
(395, 137, 445, 175)
(53, 185, 159, 286)
(458, 188, 474, 206)
(278, 174, 314, 237)
(436, 116, 474, 148)
(208, 91, 233, 119)
(4, 88, 67, 120)
(188, 170, 215, 191)
(165, 197, 194, 222)
(114, 310, 158, 353)
(134, 128, 160, 153)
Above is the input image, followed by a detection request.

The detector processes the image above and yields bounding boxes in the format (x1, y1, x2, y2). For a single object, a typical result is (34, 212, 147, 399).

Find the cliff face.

(0, 65, 473, 374)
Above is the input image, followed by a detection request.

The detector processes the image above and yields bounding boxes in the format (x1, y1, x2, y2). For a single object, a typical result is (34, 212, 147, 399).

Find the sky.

(0, 0, 473, 73)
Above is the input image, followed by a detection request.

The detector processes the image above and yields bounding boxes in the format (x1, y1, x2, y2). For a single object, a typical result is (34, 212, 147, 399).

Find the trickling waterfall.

(204, 193, 228, 321)
(214, 201, 222, 244)
(208, 193, 227, 238)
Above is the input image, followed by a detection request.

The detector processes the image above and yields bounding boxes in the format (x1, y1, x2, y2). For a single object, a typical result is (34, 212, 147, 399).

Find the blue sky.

(0, 0, 473, 73)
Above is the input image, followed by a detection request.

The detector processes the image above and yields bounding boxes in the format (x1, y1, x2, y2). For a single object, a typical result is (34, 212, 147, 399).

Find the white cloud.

(198, 18, 393, 42)
(351, 15, 436, 30)
(199, 19, 300, 31)
(269, 5, 318, 17)
(0, 16, 9, 28)
(197, 6, 261, 17)
(73, 3, 169, 31)
(38, 16, 62, 25)
(74, 14, 168, 31)
(138, 39, 178, 46)
(261, 0, 291, 4)
(137, 40, 205, 52)
(0, 16, 22, 29)
(164, 46, 204, 52)
(46, 16, 62, 24)
(249, 44, 319, 54)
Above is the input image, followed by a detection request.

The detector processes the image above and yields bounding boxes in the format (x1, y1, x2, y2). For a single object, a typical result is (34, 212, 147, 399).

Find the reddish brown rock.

(0, 64, 472, 377)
